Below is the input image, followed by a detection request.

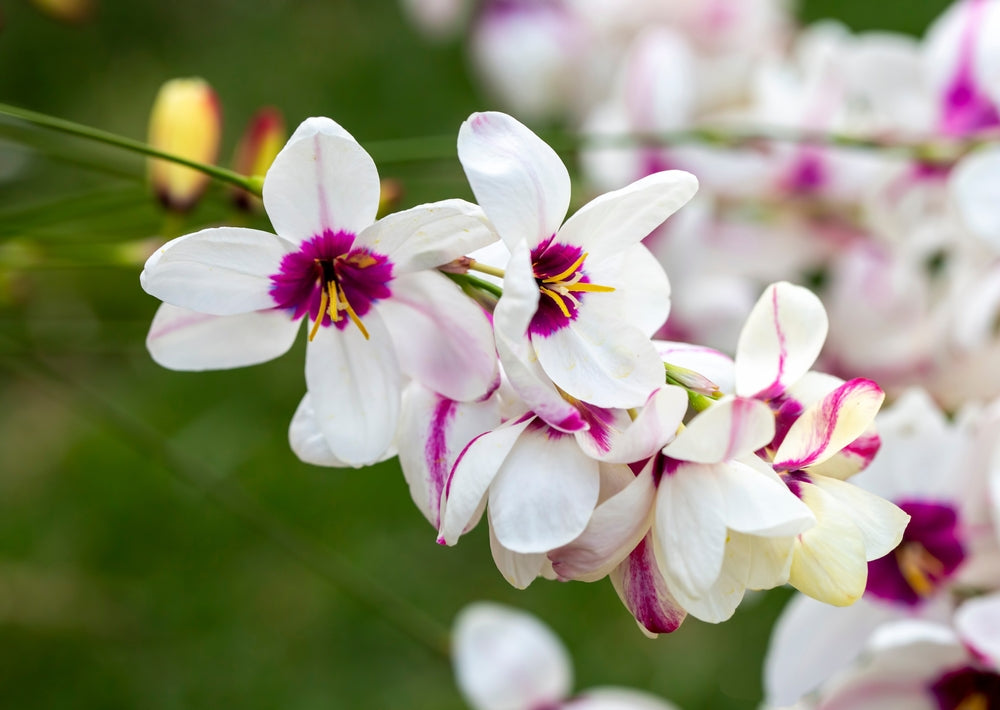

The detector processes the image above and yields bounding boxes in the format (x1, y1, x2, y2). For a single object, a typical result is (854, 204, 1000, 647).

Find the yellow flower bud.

(147, 78, 221, 212)
(230, 107, 285, 211)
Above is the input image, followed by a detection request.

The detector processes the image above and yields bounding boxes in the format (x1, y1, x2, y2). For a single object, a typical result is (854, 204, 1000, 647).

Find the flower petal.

(146, 303, 300, 371)
(719, 460, 815, 536)
(141, 227, 293, 315)
(773, 378, 885, 471)
(489, 514, 549, 589)
(951, 146, 1000, 249)
(378, 271, 498, 402)
(658, 530, 752, 623)
(565, 687, 681, 710)
(654, 340, 736, 395)
(458, 111, 570, 249)
(549, 463, 656, 582)
(358, 199, 498, 273)
(609, 533, 687, 638)
(304, 310, 402, 467)
(397, 384, 501, 528)
(662, 397, 775, 464)
(809, 475, 909, 561)
(438, 415, 534, 546)
(452, 602, 572, 710)
(263, 117, 379, 243)
(734, 281, 829, 399)
(557, 170, 698, 260)
(955, 592, 1000, 667)
(586, 243, 671, 337)
(489, 427, 601, 554)
(576, 385, 688, 464)
(288, 393, 397, 468)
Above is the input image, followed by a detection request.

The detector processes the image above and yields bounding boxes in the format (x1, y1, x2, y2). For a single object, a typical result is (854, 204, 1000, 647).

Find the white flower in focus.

(453, 602, 682, 710)
(141, 117, 500, 467)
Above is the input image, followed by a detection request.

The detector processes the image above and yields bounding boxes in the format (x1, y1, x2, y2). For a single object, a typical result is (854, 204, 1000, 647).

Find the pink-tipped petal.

(773, 378, 885, 472)
(662, 397, 775, 464)
(263, 117, 379, 243)
(578, 385, 688, 464)
(458, 111, 570, 249)
(735, 281, 829, 400)
(146, 303, 300, 371)
(610, 533, 687, 638)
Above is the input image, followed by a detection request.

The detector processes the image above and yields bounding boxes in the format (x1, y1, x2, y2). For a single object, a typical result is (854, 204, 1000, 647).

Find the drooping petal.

(397, 384, 501, 528)
(146, 303, 300, 371)
(452, 602, 572, 710)
(533, 300, 665, 409)
(654, 462, 728, 598)
(657, 530, 752, 624)
(565, 687, 681, 710)
(457, 111, 570, 249)
(773, 378, 885, 471)
(764, 594, 901, 707)
(955, 592, 1000, 668)
(377, 270, 498, 402)
(288, 393, 398, 468)
(609, 533, 687, 638)
(438, 415, 535, 546)
(263, 116, 379, 243)
(549, 463, 656, 582)
(734, 281, 829, 400)
(489, 514, 549, 590)
(141, 227, 294, 315)
(741, 532, 796, 590)
(304, 310, 402, 467)
(809, 475, 910, 561)
(586, 243, 671, 337)
(719, 460, 815, 536)
(489, 427, 601, 554)
(576, 385, 688, 464)
(357, 199, 498, 273)
(556, 170, 698, 260)
(662, 397, 775, 464)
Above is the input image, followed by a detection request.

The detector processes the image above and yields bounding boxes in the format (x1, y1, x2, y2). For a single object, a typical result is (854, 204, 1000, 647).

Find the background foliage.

(0, 1, 951, 707)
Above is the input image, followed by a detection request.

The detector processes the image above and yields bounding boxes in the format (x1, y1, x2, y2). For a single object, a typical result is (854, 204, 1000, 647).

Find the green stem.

(443, 271, 503, 300)
(0, 102, 261, 195)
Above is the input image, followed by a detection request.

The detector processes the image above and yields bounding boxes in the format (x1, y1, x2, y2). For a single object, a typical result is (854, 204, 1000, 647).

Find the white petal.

(146, 303, 299, 371)
(955, 592, 1000, 668)
(358, 199, 498, 273)
(663, 397, 775, 464)
(263, 118, 379, 242)
(719, 460, 815, 536)
(534, 303, 664, 409)
(735, 281, 829, 399)
(557, 170, 698, 261)
(452, 602, 572, 710)
(809, 476, 910, 561)
(577, 385, 688, 464)
(305, 311, 402, 467)
(609, 532, 687, 638)
(585, 243, 671, 337)
(951, 146, 1000, 249)
(654, 462, 728, 598)
(397, 384, 501, 528)
(141, 227, 292, 315)
(378, 271, 498, 402)
(658, 531, 751, 624)
(457, 111, 570, 249)
(764, 594, 901, 707)
(438, 415, 534, 546)
(489, 515, 548, 589)
(489, 428, 600, 553)
(774, 378, 885, 471)
(741, 533, 795, 590)
(565, 687, 680, 710)
(549, 464, 656, 582)
(288, 393, 398, 468)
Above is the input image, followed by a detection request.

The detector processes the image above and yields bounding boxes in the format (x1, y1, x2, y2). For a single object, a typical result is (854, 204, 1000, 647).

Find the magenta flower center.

(866, 500, 966, 607)
(269, 229, 393, 340)
(528, 237, 613, 337)
(930, 665, 1000, 710)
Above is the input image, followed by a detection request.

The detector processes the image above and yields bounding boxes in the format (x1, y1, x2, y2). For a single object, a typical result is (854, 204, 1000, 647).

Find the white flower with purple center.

(457, 110, 698, 428)
(141, 116, 499, 467)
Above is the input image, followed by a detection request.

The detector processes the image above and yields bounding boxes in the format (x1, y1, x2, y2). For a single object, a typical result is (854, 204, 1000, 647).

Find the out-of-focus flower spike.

(229, 106, 285, 211)
(377, 178, 404, 218)
(147, 78, 222, 212)
(30, 0, 95, 24)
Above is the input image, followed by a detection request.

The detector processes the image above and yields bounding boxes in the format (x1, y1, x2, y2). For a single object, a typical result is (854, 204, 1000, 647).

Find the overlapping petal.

(586, 244, 671, 337)
(662, 397, 775, 464)
(609, 534, 687, 638)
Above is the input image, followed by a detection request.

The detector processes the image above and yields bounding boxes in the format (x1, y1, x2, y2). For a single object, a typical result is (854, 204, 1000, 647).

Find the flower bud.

(229, 106, 285, 211)
(147, 78, 221, 212)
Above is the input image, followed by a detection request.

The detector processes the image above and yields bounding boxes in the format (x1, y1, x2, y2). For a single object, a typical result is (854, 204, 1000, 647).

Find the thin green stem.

(443, 271, 503, 300)
(467, 260, 506, 279)
(0, 102, 261, 195)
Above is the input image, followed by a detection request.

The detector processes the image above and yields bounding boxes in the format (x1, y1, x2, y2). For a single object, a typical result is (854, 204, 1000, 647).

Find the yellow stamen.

(338, 284, 370, 340)
(345, 252, 378, 269)
(543, 251, 589, 284)
(896, 542, 945, 598)
(540, 287, 572, 318)
(565, 282, 616, 293)
(309, 286, 329, 341)
(327, 282, 341, 322)
(956, 693, 988, 710)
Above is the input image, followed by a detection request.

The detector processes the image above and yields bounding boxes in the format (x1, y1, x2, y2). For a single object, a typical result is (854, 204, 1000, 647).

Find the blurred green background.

(0, 1, 952, 708)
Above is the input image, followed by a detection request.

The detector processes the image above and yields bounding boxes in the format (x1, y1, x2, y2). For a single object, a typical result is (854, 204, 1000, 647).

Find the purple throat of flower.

(930, 665, 1000, 710)
(528, 237, 614, 337)
(866, 499, 966, 606)
(268, 229, 393, 341)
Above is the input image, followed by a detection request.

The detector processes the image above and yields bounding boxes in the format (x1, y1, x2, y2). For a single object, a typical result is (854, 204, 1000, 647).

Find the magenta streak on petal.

(442, 411, 535, 503)
(773, 378, 881, 472)
(770, 395, 805, 452)
(425, 397, 458, 529)
(939, 0, 1000, 136)
(651, 453, 682, 486)
(930, 665, 1000, 710)
(575, 401, 617, 454)
(623, 537, 685, 635)
(782, 147, 828, 194)
(840, 431, 882, 470)
(782, 470, 811, 499)
(147, 310, 216, 340)
(723, 398, 752, 461)
(754, 287, 789, 400)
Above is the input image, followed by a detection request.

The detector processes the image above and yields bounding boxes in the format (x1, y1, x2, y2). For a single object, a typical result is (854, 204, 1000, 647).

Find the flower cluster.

(140, 109, 908, 635)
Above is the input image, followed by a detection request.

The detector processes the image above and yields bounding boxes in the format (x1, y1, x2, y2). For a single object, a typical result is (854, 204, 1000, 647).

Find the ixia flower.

(141, 117, 499, 466)
(457, 110, 698, 428)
